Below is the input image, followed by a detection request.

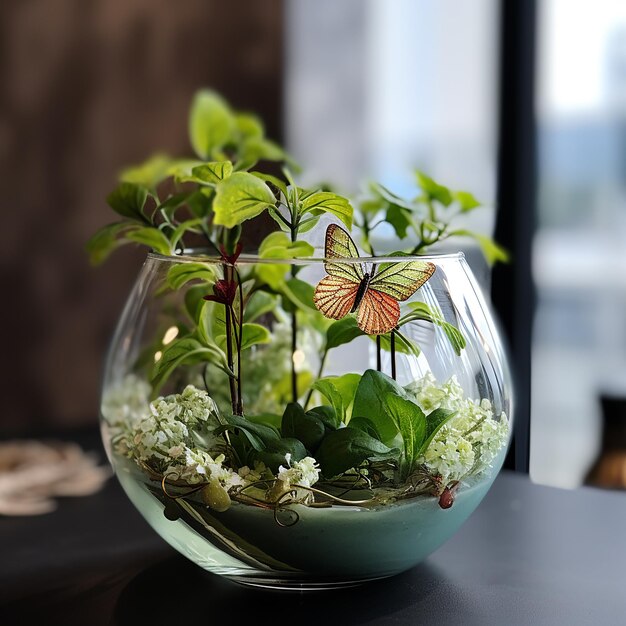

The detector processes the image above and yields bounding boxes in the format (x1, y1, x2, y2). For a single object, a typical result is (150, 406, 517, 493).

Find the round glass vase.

(100, 250, 512, 590)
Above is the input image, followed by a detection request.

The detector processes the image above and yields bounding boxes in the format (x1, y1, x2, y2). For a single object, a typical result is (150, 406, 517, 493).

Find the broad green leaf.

(386, 204, 413, 239)
(189, 161, 233, 184)
(352, 370, 407, 445)
(403, 302, 466, 356)
(186, 188, 214, 218)
(212, 172, 276, 228)
(300, 191, 353, 229)
(166, 262, 217, 290)
(417, 407, 458, 455)
(245, 412, 282, 431)
(85, 222, 137, 265)
(106, 183, 149, 222)
(348, 416, 383, 441)
(151, 337, 229, 392)
(384, 393, 427, 474)
(415, 171, 453, 207)
(369, 182, 414, 210)
(168, 159, 205, 182)
(259, 232, 314, 258)
(251, 172, 288, 199)
(297, 216, 321, 234)
(125, 227, 172, 255)
(306, 405, 339, 431)
(218, 413, 280, 451)
(453, 191, 482, 212)
(239, 323, 271, 350)
(281, 403, 325, 452)
(281, 277, 317, 312)
(185, 284, 210, 325)
(120, 154, 173, 190)
(244, 291, 279, 323)
(188, 90, 235, 159)
(257, 438, 308, 472)
(237, 137, 287, 170)
(315, 428, 398, 478)
(311, 373, 361, 424)
(235, 113, 264, 139)
(449, 230, 509, 265)
(371, 330, 421, 357)
(326, 317, 365, 350)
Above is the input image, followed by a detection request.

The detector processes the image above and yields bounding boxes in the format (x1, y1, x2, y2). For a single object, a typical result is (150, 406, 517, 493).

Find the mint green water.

(115, 454, 503, 588)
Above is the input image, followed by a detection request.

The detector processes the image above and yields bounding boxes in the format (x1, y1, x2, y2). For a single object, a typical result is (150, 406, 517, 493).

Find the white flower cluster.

(406, 372, 509, 485)
(271, 454, 321, 504)
(101, 374, 151, 427)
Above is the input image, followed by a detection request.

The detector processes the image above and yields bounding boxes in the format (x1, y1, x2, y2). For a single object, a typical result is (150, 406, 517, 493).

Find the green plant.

(95, 88, 509, 513)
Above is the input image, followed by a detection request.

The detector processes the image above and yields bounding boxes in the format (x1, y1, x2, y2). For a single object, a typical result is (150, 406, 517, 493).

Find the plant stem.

(390, 330, 397, 380)
(290, 217, 298, 403)
(236, 272, 244, 415)
(223, 264, 239, 415)
(303, 347, 328, 410)
(376, 335, 382, 371)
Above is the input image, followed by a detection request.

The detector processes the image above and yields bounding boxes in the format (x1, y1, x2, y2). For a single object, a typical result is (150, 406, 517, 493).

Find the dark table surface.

(2, 445, 626, 626)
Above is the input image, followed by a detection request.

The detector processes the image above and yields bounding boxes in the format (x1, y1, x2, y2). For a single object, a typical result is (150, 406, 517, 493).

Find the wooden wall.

(0, 0, 284, 434)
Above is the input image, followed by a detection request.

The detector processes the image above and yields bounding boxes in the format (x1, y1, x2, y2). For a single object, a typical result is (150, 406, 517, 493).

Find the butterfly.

(313, 224, 436, 335)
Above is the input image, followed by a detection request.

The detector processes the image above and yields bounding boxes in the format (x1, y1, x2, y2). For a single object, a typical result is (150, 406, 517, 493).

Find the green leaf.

(190, 161, 233, 184)
(212, 172, 276, 228)
(151, 337, 228, 393)
(297, 216, 321, 234)
(259, 232, 314, 258)
(384, 393, 427, 474)
(239, 323, 271, 350)
(403, 302, 466, 356)
(188, 90, 235, 159)
(106, 183, 149, 222)
(315, 428, 398, 478)
(125, 227, 172, 255)
(85, 222, 136, 265)
(300, 191, 353, 229)
(281, 278, 317, 312)
(281, 403, 326, 452)
(348, 416, 383, 441)
(235, 113, 264, 140)
(326, 317, 365, 350)
(415, 171, 453, 207)
(166, 262, 217, 290)
(352, 370, 408, 445)
(386, 204, 413, 239)
(186, 188, 214, 218)
(306, 406, 339, 431)
(237, 137, 288, 170)
(417, 408, 457, 455)
(120, 154, 173, 190)
(251, 173, 288, 199)
(311, 373, 361, 424)
(257, 438, 308, 472)
(453, 191, 482, 212)
(184, 284, 210, 325)
(219, 413, 280, 451)
(244, 291, 279, 323)
(371, 331, 421, 357)
(454, 230, 509, 265)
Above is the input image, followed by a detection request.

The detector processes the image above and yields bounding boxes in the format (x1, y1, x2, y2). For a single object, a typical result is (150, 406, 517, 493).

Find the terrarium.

(92, 90, 512, 589)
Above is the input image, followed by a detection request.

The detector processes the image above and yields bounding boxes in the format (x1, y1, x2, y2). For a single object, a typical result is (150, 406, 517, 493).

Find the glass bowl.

(100, 250, 512, 589)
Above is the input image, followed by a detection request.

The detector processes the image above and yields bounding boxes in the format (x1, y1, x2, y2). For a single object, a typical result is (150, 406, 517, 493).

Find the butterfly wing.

(324, 224, 364, 283)
(356, 288, 400, 335)
(368, 259, 435, 301)
(314, 275, 360, 320)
